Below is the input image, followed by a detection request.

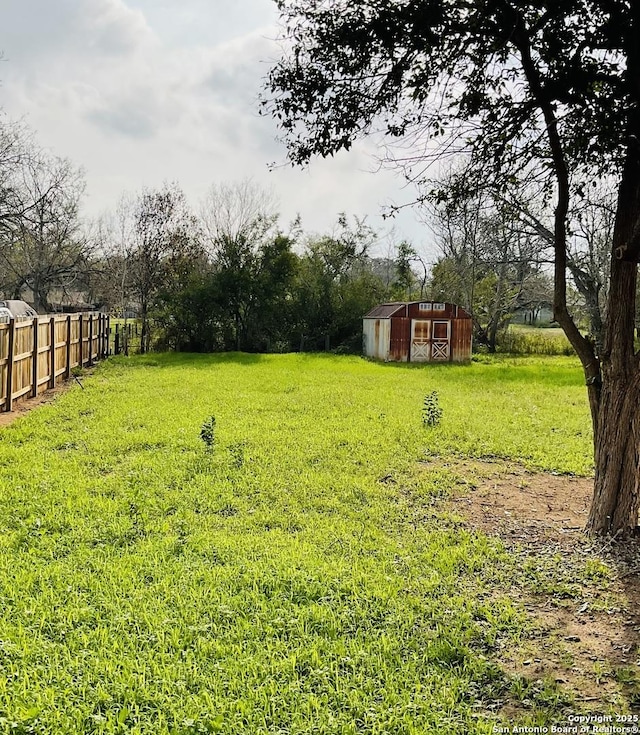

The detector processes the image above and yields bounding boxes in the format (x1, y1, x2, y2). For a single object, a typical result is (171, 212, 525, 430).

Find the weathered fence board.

(0, 313, 109, 413)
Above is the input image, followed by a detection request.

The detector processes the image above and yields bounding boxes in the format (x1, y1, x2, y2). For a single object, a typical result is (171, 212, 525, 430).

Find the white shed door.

(410, 319, 431, 362)
(431, 320, 451, 361)
(410, 319, 451, 362)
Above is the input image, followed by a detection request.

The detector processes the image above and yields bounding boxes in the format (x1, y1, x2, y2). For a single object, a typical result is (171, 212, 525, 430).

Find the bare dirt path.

(438, 458, 640, 712)
(0, 381, 76, 428)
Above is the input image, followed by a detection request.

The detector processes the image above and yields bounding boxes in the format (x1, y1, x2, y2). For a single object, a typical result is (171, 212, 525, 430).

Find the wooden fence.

(0, 313, 110, 413)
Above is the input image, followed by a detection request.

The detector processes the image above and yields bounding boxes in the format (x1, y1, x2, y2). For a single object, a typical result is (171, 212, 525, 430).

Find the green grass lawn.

(0, 353, 601, 733)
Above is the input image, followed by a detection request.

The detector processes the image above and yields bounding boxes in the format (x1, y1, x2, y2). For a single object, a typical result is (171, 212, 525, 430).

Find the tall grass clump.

(200, 415, 216, 451)
(498, 327, 576, 356)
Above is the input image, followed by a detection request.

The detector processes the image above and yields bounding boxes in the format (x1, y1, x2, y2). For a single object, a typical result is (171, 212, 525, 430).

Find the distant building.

(10, 288, 97, 313)
(363, 301, 472, 363)
(512, 304, 554, 326)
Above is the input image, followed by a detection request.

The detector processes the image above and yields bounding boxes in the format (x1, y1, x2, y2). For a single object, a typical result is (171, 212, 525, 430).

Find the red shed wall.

(450, 316, 473, 362)
(364, 303, 472, 362)
(389, 317, 410, 361)
(391, 312, 471, 362)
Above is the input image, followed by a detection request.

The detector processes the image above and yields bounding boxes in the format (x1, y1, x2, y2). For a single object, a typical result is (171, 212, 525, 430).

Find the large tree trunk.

(31, 275, 50, 313)
(586, 211, 640, 535)
(588, 369, 640, 534)
(585, 28, 640, 535)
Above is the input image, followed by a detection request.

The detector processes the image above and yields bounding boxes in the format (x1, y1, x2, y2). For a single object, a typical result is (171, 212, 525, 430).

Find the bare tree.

(199, 179, 280, 351)
(200, 179, 279, 256)
(489, 181, 614, 351)
(0, 116, 38, 232)
(427, 180, 547, 352)
(126, 183, 202, 353)
(568, 189, 614, 354)
(87, 208, 133, 319)
(0, 152, 88, 311)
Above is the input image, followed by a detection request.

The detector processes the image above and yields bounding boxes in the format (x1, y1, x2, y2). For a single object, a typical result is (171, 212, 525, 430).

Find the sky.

(0, 0, 436, 258)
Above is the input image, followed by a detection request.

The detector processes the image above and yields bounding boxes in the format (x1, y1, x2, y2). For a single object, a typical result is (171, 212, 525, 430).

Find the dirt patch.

(0, 378, 79, 428)
(449, 461, 591, 540)
(433, 458, 640, 712)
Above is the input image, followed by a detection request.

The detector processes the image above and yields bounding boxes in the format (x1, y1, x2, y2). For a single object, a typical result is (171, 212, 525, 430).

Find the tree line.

(94, 181, 401, 355)
(0, 114, 614, 358)
(0, 122, 421, 353)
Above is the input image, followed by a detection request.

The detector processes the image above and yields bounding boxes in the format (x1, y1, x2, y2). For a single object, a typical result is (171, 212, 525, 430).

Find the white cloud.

(0, 0, 435, 257)
(2, 0, 154, 65)
(81, 0, 153, 55)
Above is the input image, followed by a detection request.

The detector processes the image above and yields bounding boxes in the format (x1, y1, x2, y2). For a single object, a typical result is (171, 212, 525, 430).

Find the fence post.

(31, 317, 39, 398)
(49, 316, 56, 389)
(79, 313, 84, 367)
(6, 318, 15, 412)
(88, 313, 94, 367)
(66, 314, 72, 378)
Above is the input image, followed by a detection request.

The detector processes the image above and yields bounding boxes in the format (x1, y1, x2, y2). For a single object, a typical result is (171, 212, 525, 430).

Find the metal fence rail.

(0, 313, 109, 413)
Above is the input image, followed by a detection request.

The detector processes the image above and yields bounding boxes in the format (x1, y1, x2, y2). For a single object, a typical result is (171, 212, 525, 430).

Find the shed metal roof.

(364, 301, 472, 320)
(363, 303, 407, 318)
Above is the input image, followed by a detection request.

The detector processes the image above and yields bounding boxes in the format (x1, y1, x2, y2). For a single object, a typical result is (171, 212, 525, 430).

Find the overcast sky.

(0, 0, 434, 256)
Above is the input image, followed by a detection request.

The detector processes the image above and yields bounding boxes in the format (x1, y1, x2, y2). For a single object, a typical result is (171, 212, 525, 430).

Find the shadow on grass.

(374, 359, 473, 371)
(105, 351, 534, 371)
(105, 351, 584, 390)
(109, 350, 380, 369)
(108, 351, 267, 369)
(115, 351, 477, 372)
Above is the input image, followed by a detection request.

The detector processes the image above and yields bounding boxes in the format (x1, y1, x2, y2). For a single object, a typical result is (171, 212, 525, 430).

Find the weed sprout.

(200, 415, 216, 451)
(422, 391, 442, 427)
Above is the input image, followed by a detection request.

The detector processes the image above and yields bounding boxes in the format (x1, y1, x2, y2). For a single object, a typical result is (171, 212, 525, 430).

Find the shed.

(363, 301, 472, 363)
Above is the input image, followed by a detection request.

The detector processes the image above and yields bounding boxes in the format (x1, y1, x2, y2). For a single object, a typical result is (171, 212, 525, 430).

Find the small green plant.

(200, 415, 216, 451)
(422, 391, 442, 427)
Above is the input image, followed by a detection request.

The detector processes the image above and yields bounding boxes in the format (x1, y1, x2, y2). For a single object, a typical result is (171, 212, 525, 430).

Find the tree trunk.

(31, 275, 50, 313)
(140, 302, 149, 355)
(488, 258, 508, 352)
(587, 369, 640, 534)
(587, 222, 640, 535)
(235, 312, 241, 352)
